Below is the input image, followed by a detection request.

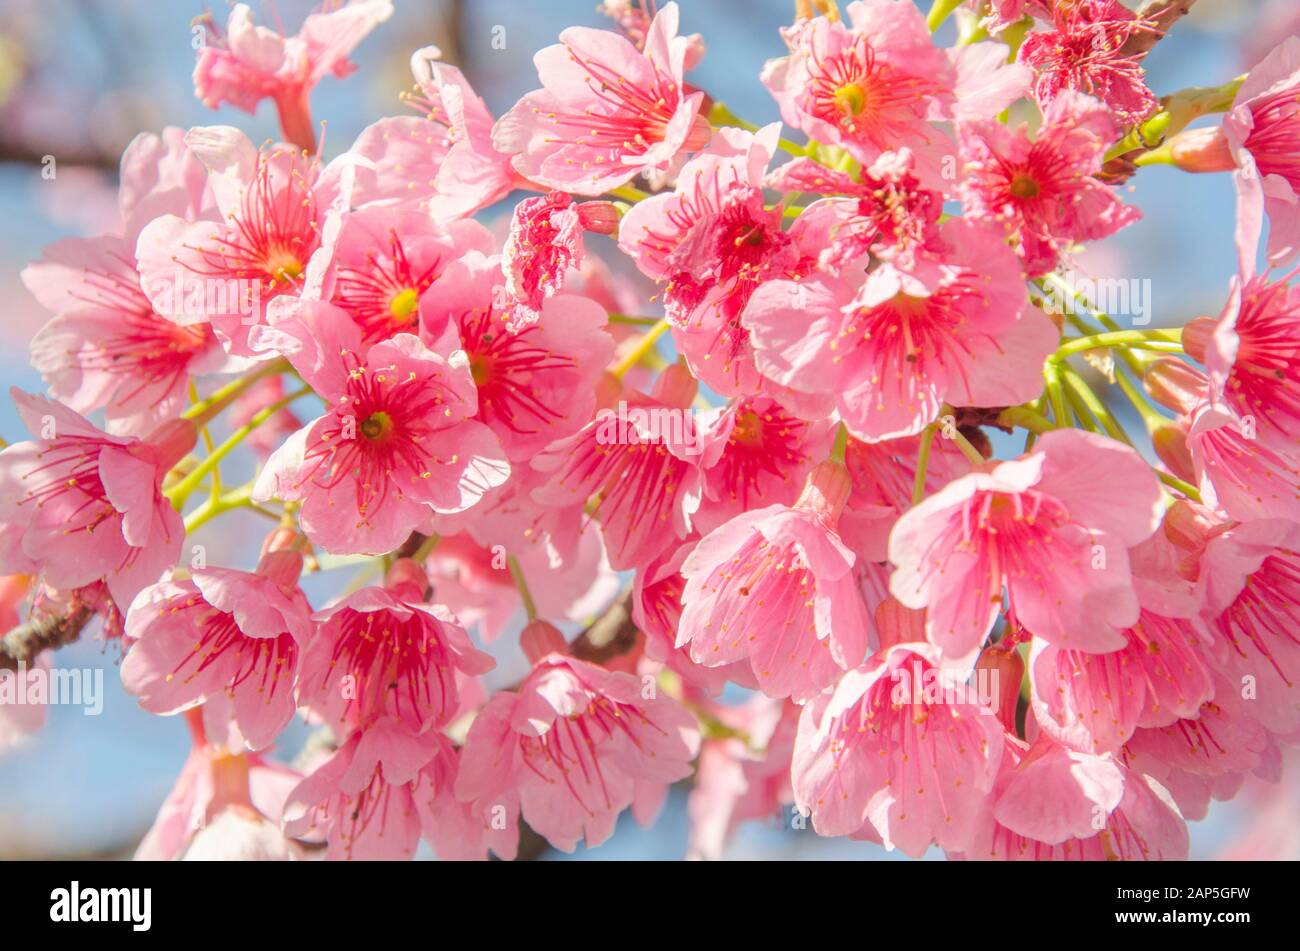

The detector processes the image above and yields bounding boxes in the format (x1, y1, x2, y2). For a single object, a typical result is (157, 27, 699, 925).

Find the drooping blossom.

(950, 733, 1189, 860)
(889, 429, 1165, 664)
(137, 716, 304, 861)
(1197, 518, 1300, 734)
(676, 460, 873, 702)
(792, 641, 1004, 856)
(492, 1, 710, 195)
(744, 219, 1057, 441)
(121, 550, 313, 750)
(0, 392, 193, 610)
(455, 620, 701, 853)
(298, 558, 494, 735)
(532, 362, 704, 570)
(193, 1, 394, 153)
(419, 252, 616, 459)
(1018, 0, 1160, 128)
(250, 299, 510, 555)
(958, 90, 1141, 276)
(23, 128, 225, 437)
(284, 718, 465, 860)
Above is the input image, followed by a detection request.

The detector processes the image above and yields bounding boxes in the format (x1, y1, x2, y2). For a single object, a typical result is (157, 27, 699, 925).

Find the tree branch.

(1120, 0, 1199, 59)
(0, 604, 94, 672)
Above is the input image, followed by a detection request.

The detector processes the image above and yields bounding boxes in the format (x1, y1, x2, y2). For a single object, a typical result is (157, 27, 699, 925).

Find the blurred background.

(0, 0, 1296, 860)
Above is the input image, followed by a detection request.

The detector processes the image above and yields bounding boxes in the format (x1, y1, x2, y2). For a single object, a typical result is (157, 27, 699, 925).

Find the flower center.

(266, 249, 304, 284)
(360, 411, 394, 442)
(834, 82, 868, 117)
(1008, 173, 1041, 199)
(389, 287, 420, 323)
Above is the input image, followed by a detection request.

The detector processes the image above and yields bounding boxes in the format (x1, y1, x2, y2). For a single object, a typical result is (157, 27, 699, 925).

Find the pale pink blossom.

(455, 621, 700, 853)
(121, 550, 313, 750)
(492, 2, 710, 195)
(889, 429, 1165, 664)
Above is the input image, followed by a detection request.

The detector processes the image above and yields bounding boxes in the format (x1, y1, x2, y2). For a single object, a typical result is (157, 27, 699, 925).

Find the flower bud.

(521, 619, 569, 664)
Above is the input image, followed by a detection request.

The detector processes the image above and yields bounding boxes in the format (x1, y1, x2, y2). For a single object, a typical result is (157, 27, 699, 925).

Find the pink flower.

(958, 90, 1141, 275)
(632, 537, 755, 695)
(686, 695, 797, 860)
(501, 192, 618, 325)
(762, 1, 954, 170)
(298, 558, 494, 735)
(136, 127, 332, 357)
(676, 461, 872, 702)
(316, 205, 494, 345)
(455, 621, 701, 854)
(889, 430, 1165, 664)
(121, 550, 312, 750)
(492, 1, 710, 195)
(619, 126, 804, 395)
(23, 128, 225, 437)
(0, 392, 193, 610)
(137, 738, 303, 860)
(532, 363, 703, 570)
(1018, 0, 1160, 128)
(283, 718, 454, 860)
(951, 734, 1188, 860)
(419, 253, 616, 459)
(777, 149, 945, 273)
(1197, 518, 1300, 734)
(693, 394, 834, 534)
(250, 299, 509, 555)
(792, 643, 1004, 856)
(744, 219, 1057, 441)
(838, 431, 971, 563)
(319, 46, 521, 217)
(193, 1, 394, 153)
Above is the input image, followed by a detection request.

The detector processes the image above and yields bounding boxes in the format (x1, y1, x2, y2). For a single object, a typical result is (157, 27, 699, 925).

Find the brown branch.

(568, 588, 639, 665)
(0, 139, 119, 173)
(1120, 0, 1199, 59)
(0, 604, 94, 672)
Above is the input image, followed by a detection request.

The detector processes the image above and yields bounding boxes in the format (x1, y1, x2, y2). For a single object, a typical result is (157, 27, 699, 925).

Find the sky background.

(0, 0, 1296, 860)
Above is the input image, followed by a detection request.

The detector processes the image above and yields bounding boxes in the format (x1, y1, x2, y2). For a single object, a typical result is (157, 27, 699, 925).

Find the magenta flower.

(419, 252, 615, 460)
(889, 430, 1165, 664)
(455, 621, 700, 853)
(492, 1, 710, 195)
(1018, 0, 1160, 128)
(501, 192, 618, 325)
(958, 90, 1141, 276)
(745, 219, 1056, 441)
(251, 299, 510, 555)
(193, 1, 394, 153)
(121, 550, 312, 750)
(533, 363, 704, 570)
(298, 558, 494, 736)
(676, 461, 872, 702)
(0, 392, 192, 610)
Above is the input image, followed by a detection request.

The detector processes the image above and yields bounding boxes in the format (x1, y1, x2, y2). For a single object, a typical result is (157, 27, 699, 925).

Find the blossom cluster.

(1, 0, 1298, 861)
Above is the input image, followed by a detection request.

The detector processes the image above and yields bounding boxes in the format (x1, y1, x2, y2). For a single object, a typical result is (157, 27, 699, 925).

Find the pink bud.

(1144, 357, 1207, 414)
(577, 201, 620, 235)
(521, 619, 568, 664)
(1167, 127, 1236, 174)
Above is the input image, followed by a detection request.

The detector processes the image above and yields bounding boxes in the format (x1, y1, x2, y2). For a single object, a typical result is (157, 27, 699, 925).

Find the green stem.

(1044, 363, 1072, 429)
(1060, 366, 1131, 444)
(608, 184, 650, 203)
(1052, 329, 1182, 361)
(607, 313, 665, 326)
(998, 405, 1055, 435)
(830, 422, 849, 464)
(183, 358, 290, 428)
(168, 385, 312, 509)
(1157, 471, 1203, 503)
(611, 319, 671, 378)
(912, 423, 937, 505)
(1114, 367, 1171, 432)
(507, 555, 538, 621)
(409, 533, 442, 563)
(182, 483, 272, 534)
(926, 0, 961, 31)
